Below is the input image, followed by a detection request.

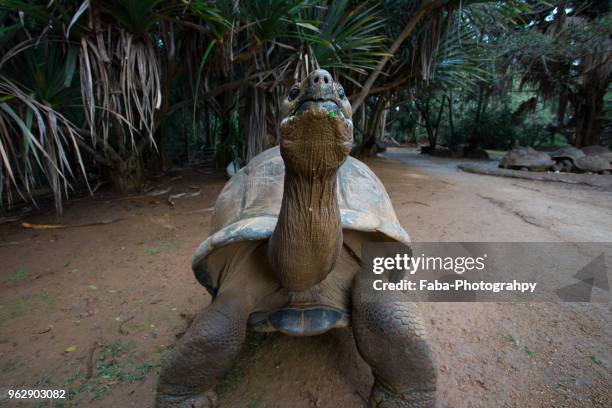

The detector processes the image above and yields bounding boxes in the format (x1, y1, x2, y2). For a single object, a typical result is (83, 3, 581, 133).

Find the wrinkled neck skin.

(268, 167, 343, 292)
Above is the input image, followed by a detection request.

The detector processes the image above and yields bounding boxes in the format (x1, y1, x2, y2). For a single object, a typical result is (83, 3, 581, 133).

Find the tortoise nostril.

(310, 71, 333, 87)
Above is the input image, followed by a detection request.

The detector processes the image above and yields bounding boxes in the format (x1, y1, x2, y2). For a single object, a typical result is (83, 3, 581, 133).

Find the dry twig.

(22, 218, 123, 230)
(118, 316, 135, 335)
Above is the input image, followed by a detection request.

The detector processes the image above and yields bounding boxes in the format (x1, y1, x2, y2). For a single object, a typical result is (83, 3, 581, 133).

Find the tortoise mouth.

(282, 98, 352, 132)
(291, 97, 343, 117)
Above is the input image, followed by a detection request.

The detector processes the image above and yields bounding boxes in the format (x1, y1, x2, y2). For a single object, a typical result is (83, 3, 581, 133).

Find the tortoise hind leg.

(351, 277, 437, 407)
(155, 290, 250, 408)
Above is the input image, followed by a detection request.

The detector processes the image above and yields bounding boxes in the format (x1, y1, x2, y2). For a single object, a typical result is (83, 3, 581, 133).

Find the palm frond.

(0, 74, 86, 214)
(298, 0, 388, 80)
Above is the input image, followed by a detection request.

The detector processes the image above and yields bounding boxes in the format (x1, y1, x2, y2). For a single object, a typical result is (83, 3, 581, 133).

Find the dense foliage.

(385, 1, 611, 152)
(0, 1, 609, 213)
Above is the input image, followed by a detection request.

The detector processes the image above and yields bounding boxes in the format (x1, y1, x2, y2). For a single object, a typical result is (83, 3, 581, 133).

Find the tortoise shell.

(574, 155, 612, 173)
(499, 147, 554, 171)
(581, 145, 611, 157)
(550, 146, 585, 161)
(192, 146, 410, 291)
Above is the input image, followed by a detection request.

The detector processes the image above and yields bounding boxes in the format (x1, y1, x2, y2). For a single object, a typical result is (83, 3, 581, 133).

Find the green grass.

(590, 355, 607, 368)
(502, 334, 535, 357)
(554, 382, 570, 400)
(38, 292, 56, 309)
(54, 341, 159, 404)
(522, 345, 534, 357)
(146, 240, 179, 255)
(9, 267, 28, 283)
(0, 292, 58, 325)
(0, 360, 19, 373)
(37, 372, 53, 386)
(503, 334, 519, 348)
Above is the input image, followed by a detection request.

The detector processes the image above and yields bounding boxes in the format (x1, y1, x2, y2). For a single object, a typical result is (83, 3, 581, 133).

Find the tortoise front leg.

(155, 290, 250, 408)
(351, 278, 437, 408)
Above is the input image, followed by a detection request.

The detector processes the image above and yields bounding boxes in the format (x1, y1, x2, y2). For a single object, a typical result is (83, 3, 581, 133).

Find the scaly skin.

(155, 291, 250, 408)
(352, 277, 437, 408)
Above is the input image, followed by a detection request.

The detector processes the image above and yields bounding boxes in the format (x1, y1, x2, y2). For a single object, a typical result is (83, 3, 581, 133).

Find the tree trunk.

(447, 93, 455, 143)
(573, 88, 604, 147)
(183, 109, 189, 162)
(379, 100, 389, 142)
(107, 154, 145, 192)
(432, 97, 445, 145)
(355, 102, 366, 145)
(351, 94, 387, 157)
(366, 95, 388, 145)
(415, 99, 436, 149)
(246, 87, 267, 162)
(151, 122, 166, 173)
(360, 102, 365, 126)
(469, 87, 485, 148)
(204, 104, 211, 148)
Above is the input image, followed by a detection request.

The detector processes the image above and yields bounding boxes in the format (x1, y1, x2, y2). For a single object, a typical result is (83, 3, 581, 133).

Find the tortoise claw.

(370, 381, 435, 408)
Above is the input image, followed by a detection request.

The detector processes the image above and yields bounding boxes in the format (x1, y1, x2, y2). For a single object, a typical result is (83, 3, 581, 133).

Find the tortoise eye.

(338, 87, 345, 99)
(288, 87, 300, 100)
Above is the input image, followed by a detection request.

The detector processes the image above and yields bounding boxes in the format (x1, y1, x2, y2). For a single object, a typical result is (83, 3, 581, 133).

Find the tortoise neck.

(267, 169, 342, 291)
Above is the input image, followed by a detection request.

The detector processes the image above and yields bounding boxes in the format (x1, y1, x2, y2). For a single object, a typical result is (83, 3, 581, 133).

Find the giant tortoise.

(581, 145, 612, 158)
(549, 146, 612, 174)
(155, 70, 437, 408)
(573, 155, 612, 174)
(499, 146, 554, 171)
(550, 146, 585, 172)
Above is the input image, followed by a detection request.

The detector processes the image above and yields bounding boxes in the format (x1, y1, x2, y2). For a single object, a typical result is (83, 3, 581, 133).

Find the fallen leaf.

(185, 190, 201, 198)
(64, 345, 77, 353)
(22, 219, 122, 230)
(148, 188, 171, 197)
(23, 222, 67, 229)
(168, 193, 187, 206)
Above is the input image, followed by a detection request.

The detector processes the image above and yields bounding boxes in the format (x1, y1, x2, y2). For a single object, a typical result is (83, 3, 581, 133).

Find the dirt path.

(0, 148, 610, 407)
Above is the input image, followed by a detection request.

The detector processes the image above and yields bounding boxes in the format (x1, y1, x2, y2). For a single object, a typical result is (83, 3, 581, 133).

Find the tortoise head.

(279, 69, 353, 175)
(268, 70, 353, 292)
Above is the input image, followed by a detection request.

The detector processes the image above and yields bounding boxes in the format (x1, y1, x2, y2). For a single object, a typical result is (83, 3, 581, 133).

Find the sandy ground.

(0, 147, 610, 407)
